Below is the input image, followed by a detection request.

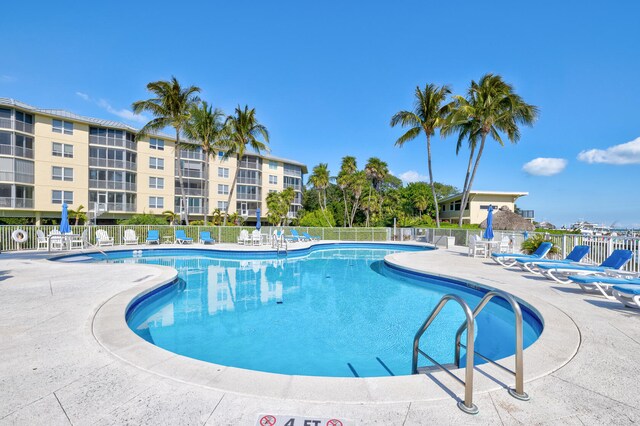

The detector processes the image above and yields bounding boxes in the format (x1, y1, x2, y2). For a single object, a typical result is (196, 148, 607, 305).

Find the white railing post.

(562, 235, 567, 258)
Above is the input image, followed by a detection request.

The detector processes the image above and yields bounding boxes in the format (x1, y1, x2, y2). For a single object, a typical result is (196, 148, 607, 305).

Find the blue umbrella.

(523, 231, 529, 240)
(483, 205, 494, 240)
(60, 203, 71, 234)
(256, 208, 261, 231)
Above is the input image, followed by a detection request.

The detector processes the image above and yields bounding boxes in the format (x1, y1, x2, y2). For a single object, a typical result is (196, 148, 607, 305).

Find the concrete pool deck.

(1, 242, 639, 425)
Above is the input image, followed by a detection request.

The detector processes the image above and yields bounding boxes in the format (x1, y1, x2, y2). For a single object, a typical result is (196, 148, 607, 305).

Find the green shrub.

(299, 209, 336, 227)
(521, 234, 560, 255)
(118, 213, 166, 225)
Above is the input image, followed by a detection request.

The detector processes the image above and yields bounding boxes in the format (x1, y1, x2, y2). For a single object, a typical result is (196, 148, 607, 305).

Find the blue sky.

(2, 1, 639, 227)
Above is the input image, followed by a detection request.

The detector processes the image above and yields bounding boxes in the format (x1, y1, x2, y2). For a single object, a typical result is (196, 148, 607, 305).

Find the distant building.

(439, 191, 531, 225)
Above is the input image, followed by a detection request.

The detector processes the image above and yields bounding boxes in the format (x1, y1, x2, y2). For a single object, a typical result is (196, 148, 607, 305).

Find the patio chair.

(237, 230, 249, 245)
(123, 229, 138, 245)
(175, 229, 193, 244)
(199, 231, 215, 244)
(290, 229, 306, 242)
(490, 242, 553, 267)
(95, 230, 114, 247)
(611, 285, 640, 309)
(567, 275, 640, 299)
(36, 230, 48, 250)
(48, 230, 63, 251)
(468, 235, 487, 258)
(251, 230, 262, 246)
(515, 245, 590, 274)
(69, 229, 87, 250)
(302, 232, 320, 241)
(146, 230, 160, 244)
(499, 236, 511, 253)
(537, 249, 634, 284)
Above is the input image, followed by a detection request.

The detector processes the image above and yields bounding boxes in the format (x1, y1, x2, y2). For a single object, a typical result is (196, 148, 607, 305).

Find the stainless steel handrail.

(412, 294, 478, 415)
(454, 290, 529, 401)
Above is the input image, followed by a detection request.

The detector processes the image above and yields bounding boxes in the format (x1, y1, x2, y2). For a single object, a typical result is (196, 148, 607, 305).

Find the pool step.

(417, 363, 457, 374)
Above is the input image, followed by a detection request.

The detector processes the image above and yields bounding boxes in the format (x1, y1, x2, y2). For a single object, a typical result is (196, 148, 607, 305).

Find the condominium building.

(0, 98, 306, 224)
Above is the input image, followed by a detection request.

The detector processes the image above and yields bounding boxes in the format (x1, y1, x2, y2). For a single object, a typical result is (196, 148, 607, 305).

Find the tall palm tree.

(391, 84, 452, 227)
(348, 171, 368, 227)
(413, 193, 428, 219)
(364, 157, 388, 225)
(308, 163, 332, 227)
(183, 101, 225, 226)
(133, 77, 200, 225)
(444, 73, 539, 226)
(337, 156, 357, 227)
(162, 210, 179, 225)
(68, 204, 87, 226)
(221, 105, 269, 226)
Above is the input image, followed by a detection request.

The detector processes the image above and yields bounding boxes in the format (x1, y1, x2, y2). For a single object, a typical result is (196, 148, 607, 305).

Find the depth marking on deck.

(256, 414, 349, 426)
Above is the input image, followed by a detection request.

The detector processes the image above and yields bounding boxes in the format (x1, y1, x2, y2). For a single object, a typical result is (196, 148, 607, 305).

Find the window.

(52, 166, 73, 181)
(52, 142, 73, 158)
(149, 157, 164, 170)
(217, 184, 229, 195)
(52, 119, 73, 135)
(52, 190, 73, 204)
(150, 138, 164, 150)
(217, 201, 228, 210)
(149, 196, 164, 209)
(269, 160, 278, 170)
(218, 167, 229, 178)
(269, 189, 277, 194)
(269, 175, 278, 185)
(149, 177, 165, 189)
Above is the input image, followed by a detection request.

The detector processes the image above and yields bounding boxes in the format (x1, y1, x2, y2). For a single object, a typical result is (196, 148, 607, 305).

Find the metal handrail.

(412, 294, 478, 415)
(454, 290, 529, 401)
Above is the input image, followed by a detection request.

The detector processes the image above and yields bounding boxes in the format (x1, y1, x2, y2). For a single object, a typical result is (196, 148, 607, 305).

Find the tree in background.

(336, 156, 357, 227)
(444, 74, 538, 226)
(364, 157, 388, 226)
(391, 84, 452, 228)
(307, 163, 332, 227)
(183, 101, 225, 226)
(133, 77, 201, 225)
(221, 105, 269, 226)
(162, 210, 179, 225)
(68, 205, 87, 225)
(266, 187, 295, 226)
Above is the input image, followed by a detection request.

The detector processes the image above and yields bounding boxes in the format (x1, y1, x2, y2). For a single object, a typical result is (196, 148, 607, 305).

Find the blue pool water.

(99, 244, 542, 377)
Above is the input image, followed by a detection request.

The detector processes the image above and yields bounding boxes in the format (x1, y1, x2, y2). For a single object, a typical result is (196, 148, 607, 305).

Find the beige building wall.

(136, 136, 176, 216)
(440, 192, 527, 224)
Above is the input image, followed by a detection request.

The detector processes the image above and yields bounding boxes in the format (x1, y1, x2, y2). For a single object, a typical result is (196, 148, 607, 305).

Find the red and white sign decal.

(259, 415, 277, 426)
(256, 414, 350, 426)
(326, 420, 343, 426)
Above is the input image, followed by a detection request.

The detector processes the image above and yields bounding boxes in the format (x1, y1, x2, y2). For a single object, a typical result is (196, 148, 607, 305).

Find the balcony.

(236, 192, 261, 201)
(518, 210, 535, 220)
(179, 150, 205, 161)
(237, 176, 261, 185)
(89, 180, 137, 192)
(175, 205, 204, 214)
(178, 169, 203, 179)
(0, 171, 34, 184)
(90, 202, 136, 212)
(284, 183, 302, 191)
(0, 197, 34, 208)
(0, 144, 34, 159)
(238, 159, 261, 170)
(0, 118, 34, 134)
(89, 157, 137, 171)
(174, 188, 204, 196)
(284, 168, 301, 177)
(89, 135, 136, 150)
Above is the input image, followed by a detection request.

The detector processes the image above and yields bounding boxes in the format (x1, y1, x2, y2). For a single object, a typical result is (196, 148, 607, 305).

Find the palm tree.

(391, 84, 452, 227)
(444, 74, 539, 226)
(221, 105, 269, 226)
(413, 193, 428, 219)
(183, 101, 225, 226)
(364, 157, 388, 225)
(132, 76, 201, 225)
(68, 205, 87, 226)
(162, 210, 179, 225)
(348, 171, 368, 227)
(308, 163, 332, 227)
(337, 156, 357, 227)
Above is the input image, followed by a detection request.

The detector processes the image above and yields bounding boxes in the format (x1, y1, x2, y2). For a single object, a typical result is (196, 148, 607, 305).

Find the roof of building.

(0, 97, 307, 173)
(440, 190, 529, 203)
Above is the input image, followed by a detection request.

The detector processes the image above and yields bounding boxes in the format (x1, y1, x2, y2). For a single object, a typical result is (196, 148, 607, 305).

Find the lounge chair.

(302, 232, 320, 241)
(468, 235, 487, 258)
(237, 230, 249, 245)
(568, 275, 640, 299)
(146, 230, 160, 244)
(251, 230, 262, 246)
(515, 245, 590, 274)
(491, 242, 553, 267)
(612, 285, 640, 309)
(537, 249, 634, 284)
(48, 230, 63, 251)
(290, 229, 307, 242)
(69, 230, 87, 250)
(199, 231, 215, 244)
(175, 229, 193, 244)
(95, 230, 114, 247)
(123, 229, 138, 245)
(36, 230, 48, 250)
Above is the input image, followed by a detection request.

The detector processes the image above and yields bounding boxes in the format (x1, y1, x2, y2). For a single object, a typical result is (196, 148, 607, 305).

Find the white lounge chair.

(36, 230, 48, 250)
(537, 249, 633, 284)
(568, 275, 640, 299)
(69, 230, 87, 250)
(251, 230, 261, 246)
(123, 229, 138, 245)
(95, 229, 114, 247)
(612, 285, 640, 309)
(499, 236, 511, 253)
(468, 235, 486, 258)
(49, 230, 63, 251)
(237, 230, 249, 245)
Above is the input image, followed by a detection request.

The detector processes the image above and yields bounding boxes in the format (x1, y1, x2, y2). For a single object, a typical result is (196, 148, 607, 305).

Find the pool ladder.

(412, 290, 529, 415)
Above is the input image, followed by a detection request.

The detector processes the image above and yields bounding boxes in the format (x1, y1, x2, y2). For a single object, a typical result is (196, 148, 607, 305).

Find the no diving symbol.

(260, 415, 276, 426)
(326, 420, 343, 426)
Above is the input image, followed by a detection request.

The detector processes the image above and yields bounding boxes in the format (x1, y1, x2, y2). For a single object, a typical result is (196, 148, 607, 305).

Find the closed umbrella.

(256, 208, 261, 231)
(482, 205, 494, 240)
(60, 203, 71, 234)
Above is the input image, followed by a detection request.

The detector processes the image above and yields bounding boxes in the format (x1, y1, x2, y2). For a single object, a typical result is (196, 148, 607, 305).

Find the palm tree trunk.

(222, 156, 239, 226)
(459, 134, 487, 226)
(175, 130, 189, 225)
(458, 143, 477, 227)
(203, 150, 209, 226)
(426, 134, 440, 228)
(350, 194, 361, 227)
(318, 189, 331, 227)
(342, 187, 348, 227)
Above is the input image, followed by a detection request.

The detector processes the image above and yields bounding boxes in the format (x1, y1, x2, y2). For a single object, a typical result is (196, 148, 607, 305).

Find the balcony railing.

(89, 158, 137, 171)
(174, 188, 204, 196)
(0, 197, 34, 208)
(236, 192, 261, 201)
(0, 118, 11, 129)
(89, 180, 137, 192)
(0, 144, 34, 159)
(284, 168, 302, 177)
(90, 202, 136, 212)
(0, 172, 34, 184)
(179, 150, 205, 161)
(237, 177, 262, 185)
(89, 135, 136, 150)
(284, 183, 302, 191)
(238, 160, 261, 170)
(0, 119, 34, 134)
(175, 205, 204, 214)
(518, 210, 535, 219)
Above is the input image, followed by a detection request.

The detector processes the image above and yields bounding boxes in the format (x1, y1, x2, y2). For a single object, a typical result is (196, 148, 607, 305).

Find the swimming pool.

(92, 244, 543, 378)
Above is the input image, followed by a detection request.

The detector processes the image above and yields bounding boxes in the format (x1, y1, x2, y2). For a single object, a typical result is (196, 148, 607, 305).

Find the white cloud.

(76, 91, 148, 124)
(577, 137, 640, 165)
(0, 75, 16, 83)
(399, 170, 427, 183)
(522, 157, 568, 176)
